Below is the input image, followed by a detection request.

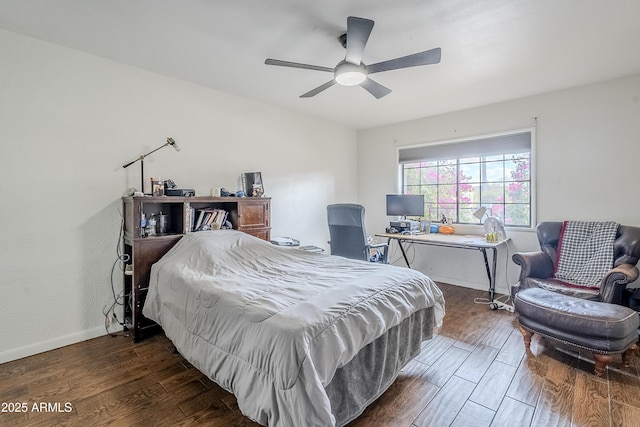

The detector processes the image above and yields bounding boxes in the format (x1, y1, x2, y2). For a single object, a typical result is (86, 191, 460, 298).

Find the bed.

(142, 230, 445, 426)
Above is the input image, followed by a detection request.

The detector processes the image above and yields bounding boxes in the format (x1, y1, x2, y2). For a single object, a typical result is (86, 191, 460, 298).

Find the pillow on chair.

(553, 221, 619, 288)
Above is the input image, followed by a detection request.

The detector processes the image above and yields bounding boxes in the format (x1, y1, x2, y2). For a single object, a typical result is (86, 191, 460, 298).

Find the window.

(398, 131, 533, 227)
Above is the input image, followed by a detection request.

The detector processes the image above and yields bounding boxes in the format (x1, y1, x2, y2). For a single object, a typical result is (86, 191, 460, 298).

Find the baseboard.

(0, 326, 107, 364)
(426, 274, 511, 297)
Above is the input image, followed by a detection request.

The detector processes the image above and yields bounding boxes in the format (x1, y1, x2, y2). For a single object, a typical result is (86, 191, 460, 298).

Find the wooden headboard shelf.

(122, 196, 271, 342)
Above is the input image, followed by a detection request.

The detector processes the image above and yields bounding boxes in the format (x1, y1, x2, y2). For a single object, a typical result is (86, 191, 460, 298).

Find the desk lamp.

(473, 206, 488, 222)
(473, 206, 506, 239)
(122, 137, 180, 193)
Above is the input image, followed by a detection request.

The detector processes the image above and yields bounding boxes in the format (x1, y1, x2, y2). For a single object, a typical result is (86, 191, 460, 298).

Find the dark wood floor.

(2, 283, 640, 426)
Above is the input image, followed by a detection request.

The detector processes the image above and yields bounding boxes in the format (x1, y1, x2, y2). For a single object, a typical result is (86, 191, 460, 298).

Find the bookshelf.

(121, 196, 271, 342)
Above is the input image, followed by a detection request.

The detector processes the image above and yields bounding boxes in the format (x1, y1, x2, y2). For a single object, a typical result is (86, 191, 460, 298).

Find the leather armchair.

(512, 221, 640, 305)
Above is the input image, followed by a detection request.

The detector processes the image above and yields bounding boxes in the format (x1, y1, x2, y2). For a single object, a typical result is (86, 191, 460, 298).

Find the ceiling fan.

(265, 16, 441, 99)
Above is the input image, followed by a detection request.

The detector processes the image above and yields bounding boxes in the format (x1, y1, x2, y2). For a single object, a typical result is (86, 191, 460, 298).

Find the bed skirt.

(326, 307, 435, 427)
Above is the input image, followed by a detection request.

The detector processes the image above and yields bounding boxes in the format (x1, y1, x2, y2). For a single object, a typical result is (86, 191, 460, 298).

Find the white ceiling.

(1, 0, 639, 130)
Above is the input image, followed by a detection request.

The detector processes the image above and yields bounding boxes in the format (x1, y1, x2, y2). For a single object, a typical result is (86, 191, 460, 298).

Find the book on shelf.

(203, 212, 214, 227)
(215, 209, 228, 228)
(189, 207, 195, 232)
(193, 209, 205, 231)
(193, 208, 228, 231)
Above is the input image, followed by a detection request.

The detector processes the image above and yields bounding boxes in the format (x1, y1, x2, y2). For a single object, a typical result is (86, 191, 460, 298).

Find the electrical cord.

(503, 238, 515, 288)
(110, 254, 130, 304)
(103, 205, 130, 337)
(473, 238, 516, 312)
(405, 241, 417, 266)
(386, 238, 400, 263)
(103, 253, 130, 337)
(473, 293, 513, 311)
(387, 239, 416, 266)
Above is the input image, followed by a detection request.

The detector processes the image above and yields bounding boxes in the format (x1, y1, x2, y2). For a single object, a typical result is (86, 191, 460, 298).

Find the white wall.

(2, 25, 638, 364)
(358, 74, 640, 295)
(0, 29, 357, 363)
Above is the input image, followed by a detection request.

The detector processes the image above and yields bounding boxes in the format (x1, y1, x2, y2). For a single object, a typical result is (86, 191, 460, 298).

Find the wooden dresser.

(121, 196, 271, 342)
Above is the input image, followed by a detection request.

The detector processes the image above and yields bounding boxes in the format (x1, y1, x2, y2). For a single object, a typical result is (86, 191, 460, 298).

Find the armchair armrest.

(599, 263, 640, 304)
(512, 251, 555, 280)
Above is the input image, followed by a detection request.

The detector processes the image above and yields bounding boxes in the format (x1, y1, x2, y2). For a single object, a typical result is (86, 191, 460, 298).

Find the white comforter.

(143, 230, 444, 426)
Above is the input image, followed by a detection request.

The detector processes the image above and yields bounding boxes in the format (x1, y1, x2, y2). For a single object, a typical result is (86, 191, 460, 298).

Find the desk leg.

(391, 238, 411, 268)
(480, 248, 498, 302)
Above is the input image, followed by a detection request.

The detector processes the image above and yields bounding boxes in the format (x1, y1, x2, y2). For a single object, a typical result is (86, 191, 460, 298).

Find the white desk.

(376, 233, 510, 302)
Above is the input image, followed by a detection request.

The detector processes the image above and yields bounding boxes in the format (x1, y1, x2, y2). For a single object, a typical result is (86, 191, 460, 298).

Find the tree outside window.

(402, 152, 530, 227)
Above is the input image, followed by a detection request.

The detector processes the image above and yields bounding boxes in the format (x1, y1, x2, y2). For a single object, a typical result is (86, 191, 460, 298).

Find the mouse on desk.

(386, 227, 399, 234)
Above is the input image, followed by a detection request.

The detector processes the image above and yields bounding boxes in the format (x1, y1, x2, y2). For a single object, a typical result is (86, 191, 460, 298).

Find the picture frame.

(242, 172, 264, 197)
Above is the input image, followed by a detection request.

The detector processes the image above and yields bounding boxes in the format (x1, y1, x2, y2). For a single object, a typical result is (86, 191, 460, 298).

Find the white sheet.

(143, 230, 445, 426)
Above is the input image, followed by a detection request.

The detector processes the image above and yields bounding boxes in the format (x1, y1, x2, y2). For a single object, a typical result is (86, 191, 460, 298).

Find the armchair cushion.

(517, 277, 601, 300)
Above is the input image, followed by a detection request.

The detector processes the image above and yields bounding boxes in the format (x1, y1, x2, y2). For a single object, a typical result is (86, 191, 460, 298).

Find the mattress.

(143, 230, 444, 426)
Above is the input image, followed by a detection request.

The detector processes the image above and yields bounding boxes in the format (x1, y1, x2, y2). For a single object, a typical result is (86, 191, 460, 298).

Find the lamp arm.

(121, 138, 179, 194)
(122, 141, 171, 169)
(122, 156, 143, 169)
(140, 141, 172, 159)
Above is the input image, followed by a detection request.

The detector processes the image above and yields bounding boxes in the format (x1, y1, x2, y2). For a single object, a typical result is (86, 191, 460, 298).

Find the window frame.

(396, 128, 536, 230)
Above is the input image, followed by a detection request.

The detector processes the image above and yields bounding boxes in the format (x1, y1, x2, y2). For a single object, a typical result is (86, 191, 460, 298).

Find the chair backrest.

(537, 221, 640, 268)
(327, 204, 368, 261)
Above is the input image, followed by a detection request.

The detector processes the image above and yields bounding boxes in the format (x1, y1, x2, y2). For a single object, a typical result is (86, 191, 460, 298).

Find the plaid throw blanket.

(554, 221, 619, 288)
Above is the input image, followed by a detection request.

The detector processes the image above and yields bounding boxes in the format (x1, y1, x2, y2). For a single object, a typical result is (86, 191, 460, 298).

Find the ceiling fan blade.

(360, 78, 392, 99)
(367, 47, 441, 74)
(344, 16, 374, 65)
(300, 80, 337, 98)
(265, 59, 334, 73)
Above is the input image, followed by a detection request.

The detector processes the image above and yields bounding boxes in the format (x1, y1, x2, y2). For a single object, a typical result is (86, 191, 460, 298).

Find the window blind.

(398, 131, 531, 164)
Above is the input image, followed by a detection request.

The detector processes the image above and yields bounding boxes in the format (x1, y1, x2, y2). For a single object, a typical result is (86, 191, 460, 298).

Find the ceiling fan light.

(334, 61, 367, 86)
(335, 70, 366, 86)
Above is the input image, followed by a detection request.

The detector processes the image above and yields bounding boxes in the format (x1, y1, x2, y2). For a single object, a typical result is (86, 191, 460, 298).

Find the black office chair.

(327, 204, 388, 263)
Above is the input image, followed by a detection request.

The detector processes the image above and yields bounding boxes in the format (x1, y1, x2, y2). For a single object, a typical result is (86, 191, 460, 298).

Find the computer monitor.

(386, 194, 425, 217)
